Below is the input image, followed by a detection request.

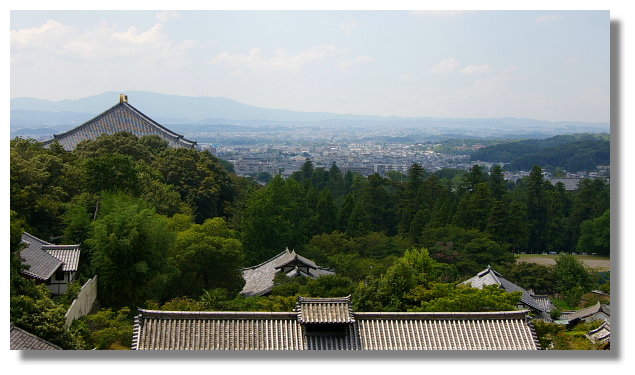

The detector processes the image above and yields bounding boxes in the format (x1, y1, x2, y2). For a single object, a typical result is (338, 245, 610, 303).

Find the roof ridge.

(122, 102, 194, 143)
(44, 102, 123, 144)
(241, 249, 290, 270)
(44, 100, 197, 148)
(21, 232, 51, 245)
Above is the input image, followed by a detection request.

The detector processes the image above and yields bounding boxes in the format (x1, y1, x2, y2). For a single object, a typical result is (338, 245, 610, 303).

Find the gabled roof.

(296, 296, 355, 324)
(586, 321, 610, 345)
(461, 267, 551, 313)
(44, 95, 196, 151)
(20, 233, 63, 280)
(132, 297, 540, 350)
(240, 248, 334, 296)
(20, 232, 80, 280)
(42, 245, 81, 272)
(564, 302, 610, 323)
(549, 178, 581, 191)
(10, 324, 62, 350)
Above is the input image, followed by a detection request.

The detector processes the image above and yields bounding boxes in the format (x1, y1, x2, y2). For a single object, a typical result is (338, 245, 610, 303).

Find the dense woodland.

(10, 132, 610, 349)
(470, 133, 610, 172)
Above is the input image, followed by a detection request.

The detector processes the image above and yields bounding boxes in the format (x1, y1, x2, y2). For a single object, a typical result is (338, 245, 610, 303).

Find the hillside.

(470, 134, 610, 171)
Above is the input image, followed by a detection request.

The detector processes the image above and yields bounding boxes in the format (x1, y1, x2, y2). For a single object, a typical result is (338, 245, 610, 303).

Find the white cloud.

(340, 19, 359, 35)
(211, 45, 339, 73)
(430, 57, 461, 74)
(338, 55, 373, 68)
(11, 19, 195, 63)
(460, 64, 493, 75)
(536, 15, 563, 23)
(11, 19, 75, 50)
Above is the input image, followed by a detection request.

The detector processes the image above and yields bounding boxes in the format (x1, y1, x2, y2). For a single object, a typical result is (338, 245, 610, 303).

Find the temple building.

(240, 248, 335, 296)
(132, 296, 541, 350)
(44, 94, 197, 151)
(20, 232, 81, 295)
(462, 266, 555, 321)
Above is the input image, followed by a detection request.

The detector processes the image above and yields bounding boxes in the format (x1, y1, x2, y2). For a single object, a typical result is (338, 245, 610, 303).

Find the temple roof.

(44, 94, 196, 151)
(462, 266, 552, 314)
(20, 232, 80, 280)
(132, 297, 540, 350)
(240, 248, 334, 296)
(564, 301, 610, 323)
(10, 324, 62, 350)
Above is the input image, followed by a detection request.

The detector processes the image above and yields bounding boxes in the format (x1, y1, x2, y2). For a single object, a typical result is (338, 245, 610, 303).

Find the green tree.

(525, 166, 549, 252)
(577, 209, 610, 255)
(410, 284, 522, 312)
(86, 193, 174, 308)
(154, 148, 237, 222)
(83, 154, 140, 195)
(553, 254, 594, 306)
(489, 164, 507, 200)
(241, 175, 309, 264)
(309, 189, 338, 235)
(420, 226, 515, 275)
(165, 217, 245, 299)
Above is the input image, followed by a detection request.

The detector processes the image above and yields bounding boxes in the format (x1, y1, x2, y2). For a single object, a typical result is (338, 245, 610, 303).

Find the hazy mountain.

(11, 91, 610, 136)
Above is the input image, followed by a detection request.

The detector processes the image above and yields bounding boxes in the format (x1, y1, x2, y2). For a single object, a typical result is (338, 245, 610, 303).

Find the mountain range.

(10, 91, 610, 138)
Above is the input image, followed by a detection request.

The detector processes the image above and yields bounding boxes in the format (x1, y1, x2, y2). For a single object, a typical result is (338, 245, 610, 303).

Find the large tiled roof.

(132, 303, 540, 350)
(462, 267, 551, 313)
(20, 232, 80, 280)
(240, 249, 334, 296)
(44, 96, 197, 151)
(296, 296, 355, 324)
(10, 324, 62, 350)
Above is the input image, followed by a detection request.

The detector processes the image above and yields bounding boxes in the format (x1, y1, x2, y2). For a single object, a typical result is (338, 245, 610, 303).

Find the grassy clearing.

(516, 254, 610, 271)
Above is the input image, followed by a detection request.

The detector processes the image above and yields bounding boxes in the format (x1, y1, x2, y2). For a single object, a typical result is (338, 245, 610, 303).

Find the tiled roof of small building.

(132, 302, 540, 350)
(586, 321, 610, 345)
(240, 249, 334, 296)
(20, 233, 63, 280)
(462, 267, 551, 313)
(296, 296, 355, 324)
(565, 302, 610, 323)
(549, 178, 581, 191)
(10, 324, 62, 350)
(20, 232, 80, 280)
(42, 245, 81, 272)
(44, 95, 196, 151)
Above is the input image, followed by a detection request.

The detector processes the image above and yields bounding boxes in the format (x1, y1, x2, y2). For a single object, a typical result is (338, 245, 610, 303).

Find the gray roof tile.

(241, 249, 334, 296)
(132, 302, 540, 350)
(44, 99, 196, 151)
(462, 267, 552, 313)
(20, 232, 80, 280)
(10, 325, 62, 350)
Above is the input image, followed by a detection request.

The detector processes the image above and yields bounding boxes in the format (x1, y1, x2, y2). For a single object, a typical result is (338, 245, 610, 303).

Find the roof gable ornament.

(120, 93, 128, 103)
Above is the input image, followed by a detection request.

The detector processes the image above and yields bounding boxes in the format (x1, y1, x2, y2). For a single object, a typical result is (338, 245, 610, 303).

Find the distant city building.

(44, 94, 197, 151)
(549, 178, 581, 191)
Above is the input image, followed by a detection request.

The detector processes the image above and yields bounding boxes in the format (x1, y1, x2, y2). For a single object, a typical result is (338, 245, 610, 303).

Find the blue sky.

(10, 10, 609, 122)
